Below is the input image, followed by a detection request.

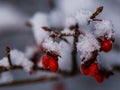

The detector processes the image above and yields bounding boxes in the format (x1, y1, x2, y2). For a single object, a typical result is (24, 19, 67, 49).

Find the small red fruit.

(49, 58, 58, 72)
(95, 73, 104, 83)
(101, 40, 112, 52)
(89, 62, 99, 77)
(80, 67, 89, 75)
(42, 55, 50, 69)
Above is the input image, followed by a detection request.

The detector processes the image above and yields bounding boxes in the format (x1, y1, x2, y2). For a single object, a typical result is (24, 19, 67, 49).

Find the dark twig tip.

(6, 46, 10, 53)
(42, 26, 52, 32)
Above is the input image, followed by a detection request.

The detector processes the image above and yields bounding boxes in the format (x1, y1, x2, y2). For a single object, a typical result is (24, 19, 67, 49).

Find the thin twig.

(6, 47, 12, 67)
(88, 6, 103, 24)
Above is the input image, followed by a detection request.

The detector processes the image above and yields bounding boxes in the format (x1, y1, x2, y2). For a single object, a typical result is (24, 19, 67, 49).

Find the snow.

(42, 37, 63, 55)
(10, 49, 33, 72)
(30, 12, 49, 45)
(0, 72, 13, 84)
(77, 33, 100, 62)
(94, 20, 114, 38)
(77, 33, 100, 53)
(0, 57, 10, 68)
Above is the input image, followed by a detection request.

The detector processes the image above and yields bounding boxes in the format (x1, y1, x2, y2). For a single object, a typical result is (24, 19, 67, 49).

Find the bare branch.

(88, 6, 103, 24)
(42, 26, 52, 32)
(6, 47, 13, 67)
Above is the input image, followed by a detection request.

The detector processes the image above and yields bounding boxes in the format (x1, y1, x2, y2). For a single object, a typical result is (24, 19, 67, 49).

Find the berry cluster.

(80, 38, 114, 83)
(80, 61, 113, 83)
(42, 54, 58, 72)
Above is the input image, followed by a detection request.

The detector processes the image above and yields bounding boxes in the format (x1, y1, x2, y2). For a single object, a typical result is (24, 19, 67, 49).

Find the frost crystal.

(0, 72, 13, 84)
(0, 57, 10, 68)
(10, 49, 33, 72)
(94, 20, 114, 38)
(42, 38, 63, 55)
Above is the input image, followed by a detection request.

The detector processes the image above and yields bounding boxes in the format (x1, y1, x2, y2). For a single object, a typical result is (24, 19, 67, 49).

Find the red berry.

(95, 73, 104, 83)
(42, 55, 50, 69)
(101, 40, 112, 52)
(49, 58, 58, 72)
(80, 67, 89, 75)
(89, 62, 99, 77)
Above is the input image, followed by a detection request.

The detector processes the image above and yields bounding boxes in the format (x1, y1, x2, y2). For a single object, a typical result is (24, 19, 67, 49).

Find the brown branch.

(71, 24, 80, 74)
(6, 47, 12, 67)
(50, 32, 74, 38)
(90, 6, 103, 20)
(88, 6, 103, 24)
(42, 26, 52, 32)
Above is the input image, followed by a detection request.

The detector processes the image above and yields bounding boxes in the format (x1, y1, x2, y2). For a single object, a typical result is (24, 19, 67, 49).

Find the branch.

(88, 6, 103, 24)
(71, 24, 80, 74)
(6, 47, 13, 67)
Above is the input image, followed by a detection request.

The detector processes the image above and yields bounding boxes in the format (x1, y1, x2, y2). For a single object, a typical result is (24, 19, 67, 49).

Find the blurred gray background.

(0, 0, 120, 90)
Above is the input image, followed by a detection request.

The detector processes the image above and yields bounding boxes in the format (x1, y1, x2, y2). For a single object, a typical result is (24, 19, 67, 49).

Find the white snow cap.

(0, 72, 13, 84)
(77, 33, 100, 62)
(42, 37, 63, 55)
(94, 20, 114, 38)
(77, 33, 100, 53)
(30, 12, 49, 45)
(0, 57, 10, 68)
(10, 49, 33, 72)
